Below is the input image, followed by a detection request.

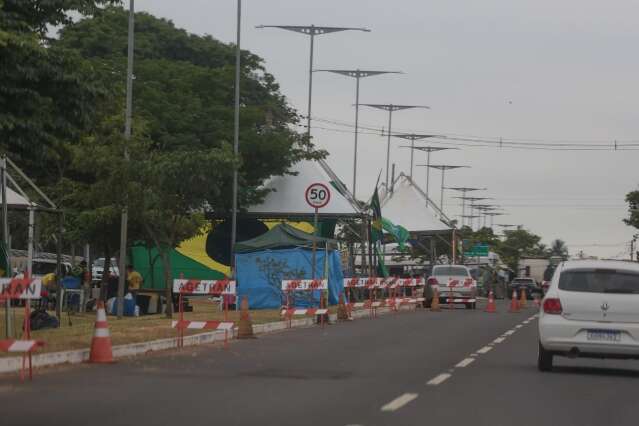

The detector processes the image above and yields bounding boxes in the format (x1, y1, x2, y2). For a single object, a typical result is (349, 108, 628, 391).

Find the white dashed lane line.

(515, 324, 523, 329)
(504, 330, 515, 336)
(427, 373, 452, 386)
(493, 337, 505, 344)
(477, 346, 493, 354)
(380, 393, 419, 412)
(455, 358, 475, 368)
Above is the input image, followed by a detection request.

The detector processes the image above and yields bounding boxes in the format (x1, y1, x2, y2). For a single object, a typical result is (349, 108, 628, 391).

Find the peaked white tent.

(6, 187, 33, 208)
(245, 159, 362, 218)
(381, 173, 451, 234)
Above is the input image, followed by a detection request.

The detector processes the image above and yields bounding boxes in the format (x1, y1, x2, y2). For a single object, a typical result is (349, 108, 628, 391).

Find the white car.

(427, 264, 477, 309)
(538, 260, 639, 371)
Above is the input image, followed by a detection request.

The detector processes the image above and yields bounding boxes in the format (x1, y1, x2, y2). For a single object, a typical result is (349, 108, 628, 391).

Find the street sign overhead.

(305, 182, 331, 209)
(464, 244, 490, 257)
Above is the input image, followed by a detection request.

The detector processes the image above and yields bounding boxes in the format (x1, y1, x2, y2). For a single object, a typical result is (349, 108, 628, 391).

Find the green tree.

(496, 228, 544, 272)
(623, 190, 639, 229)
(548, 239, 569, 260)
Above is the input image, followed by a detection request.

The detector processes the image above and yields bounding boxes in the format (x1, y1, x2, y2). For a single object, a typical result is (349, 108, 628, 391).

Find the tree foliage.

(624, 190, 639, 229)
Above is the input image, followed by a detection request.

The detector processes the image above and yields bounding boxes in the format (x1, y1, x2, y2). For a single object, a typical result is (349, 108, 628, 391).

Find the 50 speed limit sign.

(305, 183, 331, 209)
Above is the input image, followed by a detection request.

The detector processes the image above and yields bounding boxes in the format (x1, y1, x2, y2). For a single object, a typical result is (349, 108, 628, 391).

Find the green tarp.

(234, 223, 337, 253)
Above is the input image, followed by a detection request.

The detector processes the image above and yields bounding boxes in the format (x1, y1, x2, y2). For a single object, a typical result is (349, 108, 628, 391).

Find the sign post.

(304, 183, 331, 278)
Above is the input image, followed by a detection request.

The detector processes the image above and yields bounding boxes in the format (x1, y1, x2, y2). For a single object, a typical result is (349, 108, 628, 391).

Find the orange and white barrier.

(343, 277, 425, 318)
(281, 279, 329, 328)
(0, 340, 44, 353)
(171, 320, 234, 331)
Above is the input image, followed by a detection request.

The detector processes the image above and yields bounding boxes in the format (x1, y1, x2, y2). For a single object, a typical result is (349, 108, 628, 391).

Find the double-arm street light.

(446, 187, 486, 227)
(484, 211, 507, 228)
(403, 146, 452, 203)
(420, 165, 469, 215)
(358, 105, 430, 187)
(316, 69, 402, 199)
(256, 25, 370, 139)
(392, 133, 437, 179)
(456, 196, 492, 230)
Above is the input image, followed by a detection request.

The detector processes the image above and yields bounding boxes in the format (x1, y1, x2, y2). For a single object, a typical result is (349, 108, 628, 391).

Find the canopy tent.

(235, 223, 337, 253)
(235, 224, 344, 309)
(380, 173, 452, 235)
(6, 187, 33, 209)
(244, 159, 362, 219)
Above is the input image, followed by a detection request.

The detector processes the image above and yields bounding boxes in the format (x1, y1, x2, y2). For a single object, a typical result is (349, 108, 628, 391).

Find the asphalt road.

(2, 301, 639, 426)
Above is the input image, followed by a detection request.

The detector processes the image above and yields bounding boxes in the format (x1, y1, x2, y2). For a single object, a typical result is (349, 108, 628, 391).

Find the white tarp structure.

(7, 187, 32, 208)
(246, 159, 362, 218)
(381, 173, 451, 234)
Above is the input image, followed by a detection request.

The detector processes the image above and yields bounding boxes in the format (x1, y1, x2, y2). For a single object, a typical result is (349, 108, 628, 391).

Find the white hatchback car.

(538, 260, 639, 371)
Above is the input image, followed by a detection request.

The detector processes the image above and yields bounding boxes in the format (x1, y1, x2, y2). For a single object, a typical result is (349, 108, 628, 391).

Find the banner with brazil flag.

(371, 185, 411, 277)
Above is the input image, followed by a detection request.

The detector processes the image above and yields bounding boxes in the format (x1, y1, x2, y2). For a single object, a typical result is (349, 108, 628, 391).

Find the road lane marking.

(504, 330, 515, 336)
(380, 393, 418, 412)
(427, 373, 451, 386)
(477, 346, 493, 354)
(515, 324, 523, 329)
(493, 337, 505, 344)
(523, 320, 530, 324)
(456, 358, 475, 368)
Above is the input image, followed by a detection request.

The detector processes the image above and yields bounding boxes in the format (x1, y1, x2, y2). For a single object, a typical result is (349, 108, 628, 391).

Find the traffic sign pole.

(312, 207, 318, 279)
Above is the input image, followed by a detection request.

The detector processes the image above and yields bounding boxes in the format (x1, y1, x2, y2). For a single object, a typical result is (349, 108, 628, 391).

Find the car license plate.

(587, 330, 621, 342)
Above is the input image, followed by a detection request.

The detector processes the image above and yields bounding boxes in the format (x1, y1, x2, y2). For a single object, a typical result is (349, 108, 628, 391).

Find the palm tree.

(549, 239, 569, 260)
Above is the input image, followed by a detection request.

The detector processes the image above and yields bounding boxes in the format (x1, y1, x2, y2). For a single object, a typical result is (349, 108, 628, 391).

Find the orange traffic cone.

(89, 300, 114, 363)
(484, 291, 497, 313)
(519, 288, 527, 309)
(431, 287, 441, 312)
(508, 289, 520, 313)
(237, 296, 255, 339)
(337, 292, 349, 321)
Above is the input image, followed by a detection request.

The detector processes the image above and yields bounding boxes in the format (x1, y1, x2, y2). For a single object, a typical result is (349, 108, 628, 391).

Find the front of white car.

(538, 260, 639, 371)
(428, 265, 477, 309)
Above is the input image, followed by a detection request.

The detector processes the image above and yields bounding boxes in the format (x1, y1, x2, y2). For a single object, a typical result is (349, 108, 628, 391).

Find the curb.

(0, 305, 407, 374)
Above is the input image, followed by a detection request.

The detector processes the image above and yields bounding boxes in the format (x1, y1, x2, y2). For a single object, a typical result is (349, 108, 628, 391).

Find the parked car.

(509, 277, 541, 299)
(538, 260, 639, 372)
(31, 259, 72, 279)
(427, 264, 477, 309)
(92, 258, 119, 283)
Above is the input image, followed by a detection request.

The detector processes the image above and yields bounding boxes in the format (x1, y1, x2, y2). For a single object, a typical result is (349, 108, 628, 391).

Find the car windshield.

(433, 266, 469, 277)
(513, 279, 534, 284)
(559, 268, 639, 294)
(94, 259, 105, 267)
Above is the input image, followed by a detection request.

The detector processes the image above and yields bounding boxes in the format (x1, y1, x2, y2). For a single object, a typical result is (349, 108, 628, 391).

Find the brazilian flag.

(370, 186, 389, 277)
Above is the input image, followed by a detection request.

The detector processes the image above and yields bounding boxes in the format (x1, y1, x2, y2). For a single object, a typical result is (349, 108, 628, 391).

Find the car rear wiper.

(603, 289, 638, 294)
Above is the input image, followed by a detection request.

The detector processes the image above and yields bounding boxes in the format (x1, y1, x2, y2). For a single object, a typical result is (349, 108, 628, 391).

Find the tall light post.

(422, 165, 468, 215)
(391, 134, 437, 179)
(230, 0, 242, 270)
(461, 198, 492, 230)
(405, 146, 453, 203)
(316, 69, 402, 199)
(447, 187, 486, 226)
(474, 205, 498, 228)
(484, 212, 506, 228)
(256, 25, 370, 140)
(116, 0, 135, 318)
(358, 105, 430, 187)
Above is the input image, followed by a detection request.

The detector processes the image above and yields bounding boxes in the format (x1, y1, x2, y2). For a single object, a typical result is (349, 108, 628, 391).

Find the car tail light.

(543, 298, 562, 315)
(427, 277, 438, 286)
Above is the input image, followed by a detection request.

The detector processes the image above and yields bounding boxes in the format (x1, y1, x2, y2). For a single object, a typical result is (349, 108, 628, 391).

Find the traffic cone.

(508, 289, 520, 313)
(431, 287, 441, 312)
(337, 292, 349, 321)
(484, 291, 497, 313)
(89, 301, 114, 363)
(519, 288, 527, 308)
(237, 296, 255, 339)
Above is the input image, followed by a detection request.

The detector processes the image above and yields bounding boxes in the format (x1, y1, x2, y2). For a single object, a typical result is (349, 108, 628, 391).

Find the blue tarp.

(235, 248, 344, 309)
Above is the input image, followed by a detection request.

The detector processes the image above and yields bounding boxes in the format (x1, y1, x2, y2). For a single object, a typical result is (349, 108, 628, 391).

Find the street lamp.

(421, 165, 469, 215)
(406, 146, 454, 203)
(484, 212, 506, 228)
(446, 187, 486, 227)
(456, 196, 492, 230)
(391, 133, 438, 179)
(474, 205, 500, 228)
(358, 105, 430, 187)
(230, 0, 242, 269)
(256, 25, 370, 139)
(316, 69, 402, 199)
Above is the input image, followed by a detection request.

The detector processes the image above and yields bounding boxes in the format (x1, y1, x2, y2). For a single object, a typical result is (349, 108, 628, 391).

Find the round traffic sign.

(305, 182, 331, 209)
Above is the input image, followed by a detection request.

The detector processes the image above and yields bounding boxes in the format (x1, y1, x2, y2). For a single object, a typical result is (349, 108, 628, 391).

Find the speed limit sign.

(305, 182, 331, 209)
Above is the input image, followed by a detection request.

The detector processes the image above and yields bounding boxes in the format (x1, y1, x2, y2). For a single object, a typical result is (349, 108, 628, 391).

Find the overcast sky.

(136, 0, 639, 258)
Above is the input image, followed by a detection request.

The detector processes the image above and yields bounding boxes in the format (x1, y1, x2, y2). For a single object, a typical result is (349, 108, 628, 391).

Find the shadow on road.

(550, 365, 639, 378)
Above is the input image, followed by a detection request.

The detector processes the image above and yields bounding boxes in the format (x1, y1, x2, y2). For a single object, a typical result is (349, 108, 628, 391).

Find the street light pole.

(359, 106, 430, 187)
(423, 165, 468, 215)
(447, 187, 486, 227)
(389, 133, 438, 179)
(316, 69, 402, 199)
(230, 0, 242, 271)
(408, 146, 453, 205)
(256, 25, 370, 139)
(117, 0, 135, 318)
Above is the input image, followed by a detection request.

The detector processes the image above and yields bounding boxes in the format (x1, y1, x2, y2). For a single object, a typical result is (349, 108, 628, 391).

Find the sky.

(135, 0, 639, 258)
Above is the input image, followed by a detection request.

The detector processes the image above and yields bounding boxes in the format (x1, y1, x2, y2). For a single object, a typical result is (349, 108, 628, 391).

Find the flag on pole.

(370, 185, 389, 277)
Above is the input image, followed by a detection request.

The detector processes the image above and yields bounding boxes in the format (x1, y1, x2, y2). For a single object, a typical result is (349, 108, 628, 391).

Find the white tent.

(381, 173, 451, 234)
(245, 159, 362, 218)
(6, 187, 32, 208)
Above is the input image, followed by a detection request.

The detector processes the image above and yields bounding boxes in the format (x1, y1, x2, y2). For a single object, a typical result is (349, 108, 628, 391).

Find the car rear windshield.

(513, 278, 534, 284)
(559, 269, 639, 294)
(433, 266, 469, 277)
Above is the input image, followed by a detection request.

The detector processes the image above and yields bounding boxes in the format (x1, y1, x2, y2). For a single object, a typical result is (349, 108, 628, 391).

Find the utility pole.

(1, 157, 11, 337)
(390, 133, 437, 179)
(256, 25, 370, 140)
(359, 106, 430, 187)
(447, 187, 485, 227)
(117, 0, 135, 318)
(316, 69, 402, 199)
